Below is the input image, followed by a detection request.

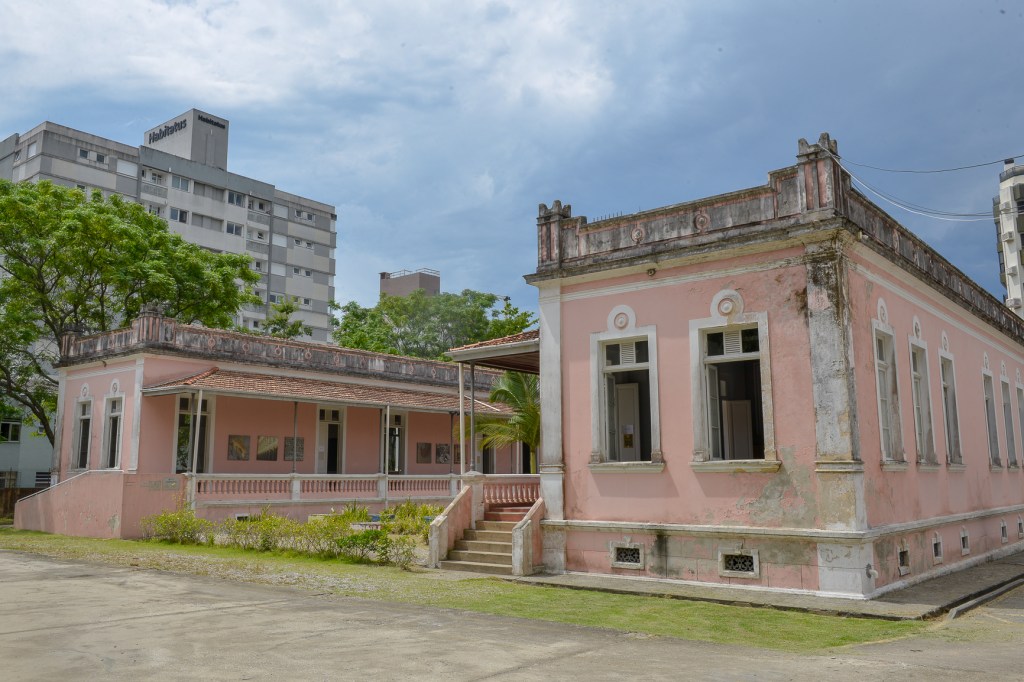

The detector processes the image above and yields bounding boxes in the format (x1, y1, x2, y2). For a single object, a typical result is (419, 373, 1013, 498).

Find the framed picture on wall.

(435, 444, 450, 464)
(257, 436, 279, 461)
(284, 436, 304, 461)
(416, 442, 432, 464)
(227, 435, 250, 461)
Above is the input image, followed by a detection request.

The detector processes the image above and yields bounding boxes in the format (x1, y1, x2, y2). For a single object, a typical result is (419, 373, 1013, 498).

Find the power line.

(839, 153, 1024, 175)
(825, 151, 993, 222)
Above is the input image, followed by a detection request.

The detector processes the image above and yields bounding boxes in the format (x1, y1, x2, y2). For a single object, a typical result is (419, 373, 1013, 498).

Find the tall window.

(103, 397, 123, 469)
(1016, 386, 1024, 466)
(704, 328, 764, 460)
(601, 338, 652, 461)
(909, 345, 935, 463)
(984, 374, 1001, 466)
(874, 331, 903, 462)
(940, 356, 961, 464)
(1003, 380, 1018, 467)
(74, 401, 92, 469)
(176, 396, 209, 473)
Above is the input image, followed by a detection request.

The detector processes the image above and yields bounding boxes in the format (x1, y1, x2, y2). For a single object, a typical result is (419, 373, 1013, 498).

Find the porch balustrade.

(483, 476, 541, 506)
(189, 473, 466, 507)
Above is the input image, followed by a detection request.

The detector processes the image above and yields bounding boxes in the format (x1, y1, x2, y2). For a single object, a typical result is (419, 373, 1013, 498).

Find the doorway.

(317, 407, 343, 474)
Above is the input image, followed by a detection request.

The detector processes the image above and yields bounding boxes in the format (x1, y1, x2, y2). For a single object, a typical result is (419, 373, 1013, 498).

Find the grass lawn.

(0, 527, 927, 652)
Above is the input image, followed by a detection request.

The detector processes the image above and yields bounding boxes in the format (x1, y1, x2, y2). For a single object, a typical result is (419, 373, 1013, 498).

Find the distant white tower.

(995, 160, 1024, 317)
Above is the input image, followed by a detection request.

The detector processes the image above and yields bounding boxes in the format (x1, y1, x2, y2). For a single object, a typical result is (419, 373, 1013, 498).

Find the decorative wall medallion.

(693, 209, 710, 232)
(710, 289, 744, 320)
(273, 346, 283, 357)
(983, 353, 990, 371)
(110, 380, 119, 394)
(241, 341, 251, 353)
(207, 336, 217, 349)
(80, 384, 89, 398)
(630, 226, 645, 244)
(606, 305, 636, 332)
(877, 299, 888, 325)
(303, 349, 312, 360)
(941, 332, 949, 352)
(613, 312, 629, 330)
(1001, 361, 1008, 379)
(912, 317, 922, 339)
(333, 353, 342, 365)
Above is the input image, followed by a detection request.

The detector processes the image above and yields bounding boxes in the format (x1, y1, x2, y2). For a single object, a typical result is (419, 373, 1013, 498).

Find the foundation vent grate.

(614, 547, 641, 565)
(722, 553, 755, 574)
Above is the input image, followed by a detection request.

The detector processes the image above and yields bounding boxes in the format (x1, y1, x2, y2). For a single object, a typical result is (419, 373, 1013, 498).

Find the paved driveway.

(1, 552, 1022, 681)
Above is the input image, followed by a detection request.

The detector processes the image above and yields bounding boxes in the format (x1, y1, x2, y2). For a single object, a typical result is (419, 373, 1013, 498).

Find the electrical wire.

(839, 153, 1024, 174)
(824, 150, 995, 223)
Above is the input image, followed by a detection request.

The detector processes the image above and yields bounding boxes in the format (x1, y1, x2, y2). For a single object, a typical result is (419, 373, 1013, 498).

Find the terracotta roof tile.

(449, 329, 539, 353)
(144, 368, 510, 415)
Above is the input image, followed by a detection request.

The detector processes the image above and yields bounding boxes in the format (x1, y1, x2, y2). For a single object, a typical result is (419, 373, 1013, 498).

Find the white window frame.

(938, 350, 962, 465)
(227, 191, 245, 207)
(169, 207, 188, 224)
(908, 339, 936, 464)
(1001, 377, 1017, 468)
(171, 175, 190, 192)
(689, 294, 776, 468)
(589, 305, 662, 467)
(174, 395, 212, 474)
(983, 369, 1001, 467)
(0, 421, 21, 443)
(872, 322, 904, 463)
(102, 396, 123, 469)
(226, 222, 243, 236)
(72, 399, 93, 470)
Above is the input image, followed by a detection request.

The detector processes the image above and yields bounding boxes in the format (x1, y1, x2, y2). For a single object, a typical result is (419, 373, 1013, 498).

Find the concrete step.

(455, 539, 513, 554)
(438, 560, 513, 576)
(477, 520, 517, 531)
(463, 529, 513, 543)
(448, 549, 513, 565)
(484, 511, 527, 522)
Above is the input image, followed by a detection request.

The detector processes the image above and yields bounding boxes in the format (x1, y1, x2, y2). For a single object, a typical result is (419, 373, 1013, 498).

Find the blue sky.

(2, 1, 1021, 313)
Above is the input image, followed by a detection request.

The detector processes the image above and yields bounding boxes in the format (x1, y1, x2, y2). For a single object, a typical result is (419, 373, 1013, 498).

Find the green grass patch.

(0, 528, 925, 652)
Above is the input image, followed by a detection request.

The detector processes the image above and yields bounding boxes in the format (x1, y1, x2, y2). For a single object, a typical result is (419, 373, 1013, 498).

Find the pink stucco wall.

(559, 249, 824, 529)
(345, 406, 383, 473)
(846, 250, 1024, 529)
(16, 471, 188, 539)
(211, 396, 317, 474)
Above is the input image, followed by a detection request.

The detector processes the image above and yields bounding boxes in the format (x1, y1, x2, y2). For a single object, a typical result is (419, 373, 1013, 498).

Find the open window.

(176, 395, 209, 473)
(939, 354, 962, 464)
(873, 330, 903, 463)
(602, 338, 652, 462)
(704, 328, 764, 460)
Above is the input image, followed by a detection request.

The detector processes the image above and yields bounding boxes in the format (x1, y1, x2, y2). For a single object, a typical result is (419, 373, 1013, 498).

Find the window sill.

(991, 464, 1005, 472)
(690, 459, 781, 473)
(916, 463, 942, 472)
(881, 461, 908, 472)
(814, 460, 863, 473)
(589, 461, 665, 474)
(947, 463, 967, 472)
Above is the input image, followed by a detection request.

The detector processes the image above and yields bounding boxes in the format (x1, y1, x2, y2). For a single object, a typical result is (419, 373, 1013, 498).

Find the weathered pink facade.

(16, 317, 521, 537)
(529, 134, 1024, 598)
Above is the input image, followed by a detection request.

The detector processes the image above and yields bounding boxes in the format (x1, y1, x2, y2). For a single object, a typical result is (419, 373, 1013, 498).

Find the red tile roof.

(144, 368, 511, 415)
(449, 329, 539, 353)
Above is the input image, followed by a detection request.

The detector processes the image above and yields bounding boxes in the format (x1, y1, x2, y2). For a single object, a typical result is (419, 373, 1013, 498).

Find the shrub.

(386, 535, 417, 570)
(337, 528, 390, 561)
(336, 502, 371, 524)
(298, 514, 353, 557)
(220, 510, 300, 552)
(380, 501, 443, 543)
(141, 507, 214, 545)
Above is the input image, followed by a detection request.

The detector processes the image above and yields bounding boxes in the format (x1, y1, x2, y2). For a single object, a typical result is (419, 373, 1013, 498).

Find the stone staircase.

(438, 504, 532, 575)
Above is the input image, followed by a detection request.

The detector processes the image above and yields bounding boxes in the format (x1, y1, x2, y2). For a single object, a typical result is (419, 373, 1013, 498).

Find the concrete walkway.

(508, 550, 1024, 620)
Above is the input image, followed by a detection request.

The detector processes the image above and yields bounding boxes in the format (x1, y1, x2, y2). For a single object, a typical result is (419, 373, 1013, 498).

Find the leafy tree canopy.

(0, 180, 261, 444)
(331, 289, 535, 360)
(261, 297, 313, 340)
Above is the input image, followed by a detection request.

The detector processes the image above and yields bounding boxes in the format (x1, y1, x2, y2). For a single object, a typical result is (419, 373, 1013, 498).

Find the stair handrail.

(511, 497, 545, 576)
(428, 484, 473, 567)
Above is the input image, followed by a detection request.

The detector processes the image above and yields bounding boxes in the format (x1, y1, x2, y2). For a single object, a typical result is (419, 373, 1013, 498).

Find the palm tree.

(474, 371, 540, 474)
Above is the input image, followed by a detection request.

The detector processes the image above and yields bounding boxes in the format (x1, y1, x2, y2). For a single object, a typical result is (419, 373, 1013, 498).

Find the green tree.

(466, 372, 540, 474)
(262, 297, 313, 339)
(331, 289, 535, 360)
(0, 180, 260, 444)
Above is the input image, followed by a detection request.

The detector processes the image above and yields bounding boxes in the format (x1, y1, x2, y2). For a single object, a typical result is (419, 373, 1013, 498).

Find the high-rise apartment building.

(0, 109, 337, 342)
(995, 159, 1024, 317)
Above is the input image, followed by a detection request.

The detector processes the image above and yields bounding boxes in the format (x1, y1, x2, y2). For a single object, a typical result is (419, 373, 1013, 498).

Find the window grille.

(722, 553, 755, 574)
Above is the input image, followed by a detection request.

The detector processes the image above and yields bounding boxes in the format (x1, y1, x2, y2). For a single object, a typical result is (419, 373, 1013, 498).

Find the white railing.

(512, 497, 546, 576)
(190, 473, 461, 506)
(482, 475, 541, 506)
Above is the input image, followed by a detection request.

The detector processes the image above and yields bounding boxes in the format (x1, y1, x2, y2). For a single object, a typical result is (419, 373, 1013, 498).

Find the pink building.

(521, 134, 1024, 598)
(15, 314, 528, 538)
